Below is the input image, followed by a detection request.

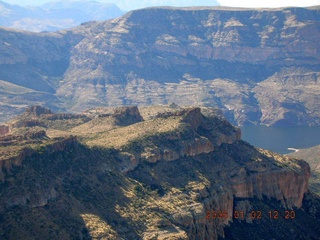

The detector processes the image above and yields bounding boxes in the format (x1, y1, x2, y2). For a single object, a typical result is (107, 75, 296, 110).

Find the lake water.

(240, 126, 320, 154)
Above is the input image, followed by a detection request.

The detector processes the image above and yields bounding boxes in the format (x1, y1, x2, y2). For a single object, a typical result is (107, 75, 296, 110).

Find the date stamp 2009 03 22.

(205, 210, 296, 220)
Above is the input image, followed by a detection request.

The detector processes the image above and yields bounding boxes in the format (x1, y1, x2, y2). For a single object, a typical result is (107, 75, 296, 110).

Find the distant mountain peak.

(0, 0, 125, 32)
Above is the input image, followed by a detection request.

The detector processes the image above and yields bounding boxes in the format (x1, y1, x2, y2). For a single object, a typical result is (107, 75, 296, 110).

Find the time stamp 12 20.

(206, 210, 296, 220)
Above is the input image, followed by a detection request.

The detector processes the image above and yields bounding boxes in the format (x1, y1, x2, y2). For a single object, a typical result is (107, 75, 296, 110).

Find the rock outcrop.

(0, 106, 317, 240)
(0, 130, 46, 147)
(0, 125, 9, 135)
(0, 135, 76, 182)
(112, 106, 144, 126)
(24, 106, 53, 116)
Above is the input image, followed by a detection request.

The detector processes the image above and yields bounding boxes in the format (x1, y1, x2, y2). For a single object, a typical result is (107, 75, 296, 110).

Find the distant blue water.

(241, 126, 320, 154)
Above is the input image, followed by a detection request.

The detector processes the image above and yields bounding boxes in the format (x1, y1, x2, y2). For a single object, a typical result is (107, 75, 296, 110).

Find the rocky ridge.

(0, 105, 317, 239)
(0, 6, 319, 126)
(290, 145, 320, 195)
(57, 6, 320, 126)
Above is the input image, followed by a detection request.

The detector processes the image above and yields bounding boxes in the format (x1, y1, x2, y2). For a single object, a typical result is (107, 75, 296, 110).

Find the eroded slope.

(0, 6, 320, 125)
(0, 106, 318, 239)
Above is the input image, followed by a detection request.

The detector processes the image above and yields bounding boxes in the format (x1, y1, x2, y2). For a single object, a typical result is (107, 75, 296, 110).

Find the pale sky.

(2, 0, 320, 10)
(217, 0, 320, 8)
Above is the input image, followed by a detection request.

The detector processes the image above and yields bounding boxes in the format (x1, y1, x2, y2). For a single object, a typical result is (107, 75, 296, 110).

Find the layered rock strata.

(0, 106, 314, 239)
(0, 6, 320, 125)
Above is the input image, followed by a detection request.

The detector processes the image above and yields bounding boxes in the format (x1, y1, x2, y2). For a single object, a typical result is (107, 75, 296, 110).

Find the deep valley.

(0, 6, 319, 126)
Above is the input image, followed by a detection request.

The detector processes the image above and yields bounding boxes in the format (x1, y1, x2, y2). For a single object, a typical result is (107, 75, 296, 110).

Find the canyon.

(0, 105, 319, 239)
(1, 5, 320, 239)
(0, 6, 319, 126)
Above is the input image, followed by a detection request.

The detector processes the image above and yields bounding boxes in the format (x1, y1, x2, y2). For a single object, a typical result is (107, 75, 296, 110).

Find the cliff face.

(0, 106, 317, 240)
(290, 145, 320, 196)
(112, 106, 144, 126)
(0, 6, 320, 126)
(57, 6, 320, 126)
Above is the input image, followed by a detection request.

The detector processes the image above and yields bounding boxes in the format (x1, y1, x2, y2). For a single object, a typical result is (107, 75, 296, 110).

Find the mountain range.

(0, 6, 319, 126)
(1, 5, 320, 239)
(0, 0, 124, 32)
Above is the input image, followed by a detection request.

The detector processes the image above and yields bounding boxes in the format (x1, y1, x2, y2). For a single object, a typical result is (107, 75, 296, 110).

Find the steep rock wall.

(0, 106, 313, 239)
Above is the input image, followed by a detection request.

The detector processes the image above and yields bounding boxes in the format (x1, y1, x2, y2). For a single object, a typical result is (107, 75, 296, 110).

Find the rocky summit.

(0, 105, 319, 239)
(0, 6, 319, 126)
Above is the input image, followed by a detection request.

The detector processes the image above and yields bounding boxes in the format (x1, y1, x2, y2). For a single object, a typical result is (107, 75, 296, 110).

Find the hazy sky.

(218, 0, 320, 8)
(3, 0, 320, 10)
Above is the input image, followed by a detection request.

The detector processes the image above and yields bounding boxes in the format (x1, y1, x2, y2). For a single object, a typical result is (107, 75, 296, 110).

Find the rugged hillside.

(0, 6, 320, 125)
(290, 145, 320, 195)
(0, 0, 124, 32)
(0, 105, 319, 239)
(0, 20, 99, 122)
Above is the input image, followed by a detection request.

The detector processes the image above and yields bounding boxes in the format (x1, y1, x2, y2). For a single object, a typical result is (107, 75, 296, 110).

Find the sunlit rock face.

(0, 6, 319, 125)
(0, 106, 316, 239)
(57, 6, 320, 126)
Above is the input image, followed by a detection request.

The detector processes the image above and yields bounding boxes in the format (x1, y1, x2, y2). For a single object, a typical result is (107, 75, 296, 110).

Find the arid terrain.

(0, 6, 319, 126)
(1, 4, 320, 239)
(290, 145, 320, 195)
(0, 105, 319, 239)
